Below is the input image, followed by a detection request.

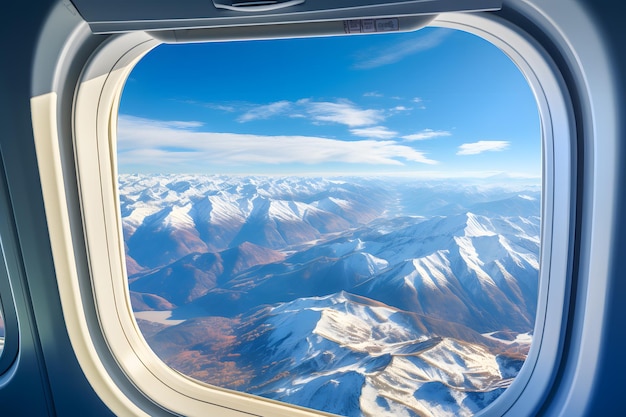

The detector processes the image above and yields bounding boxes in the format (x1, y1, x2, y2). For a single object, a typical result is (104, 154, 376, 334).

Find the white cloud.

(175, 99, 238, 113)
(402, 129, 451, 141)
(120, 118, 204, 130)
(363, 92, 384, 97)
(208, 104, 236, 112)
(167, 121, 203, 129)
(301, 99, 385, 127)
(350, 126, 398, 139)
(117, 115, 438, 170)
(412, 97, 427, 109)
(388, 105, 412, 115)
(457, 140, 510, 155)
(233, 99, 386, 128)
(354, 29, 451, 69)
(238, 100, 291, 122)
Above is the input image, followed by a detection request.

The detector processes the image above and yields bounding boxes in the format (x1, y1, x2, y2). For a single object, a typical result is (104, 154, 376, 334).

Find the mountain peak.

(463, 212, 497, 237)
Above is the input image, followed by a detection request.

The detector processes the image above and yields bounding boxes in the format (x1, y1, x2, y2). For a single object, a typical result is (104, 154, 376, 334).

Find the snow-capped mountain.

(120, 174, 391, 269)
(163, 209, 539, 333)
(130, 242, 285, 306)
(141, 292, 526, 417)
(120, 174, 540, 417)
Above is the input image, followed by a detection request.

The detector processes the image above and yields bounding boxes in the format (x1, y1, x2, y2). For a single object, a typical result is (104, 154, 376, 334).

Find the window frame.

(33, 7, 576, 417)
(0, 167, 21, 377)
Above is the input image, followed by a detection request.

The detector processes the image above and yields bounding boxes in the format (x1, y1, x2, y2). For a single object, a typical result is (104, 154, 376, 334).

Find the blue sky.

(118, 27, 541, 178)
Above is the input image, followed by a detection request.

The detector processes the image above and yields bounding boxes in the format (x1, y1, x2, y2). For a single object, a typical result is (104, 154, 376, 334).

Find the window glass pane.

(118, 27, 541, 417)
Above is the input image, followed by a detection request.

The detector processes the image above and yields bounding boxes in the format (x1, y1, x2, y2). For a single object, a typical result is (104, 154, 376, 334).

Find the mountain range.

(120, 174, 540, 417)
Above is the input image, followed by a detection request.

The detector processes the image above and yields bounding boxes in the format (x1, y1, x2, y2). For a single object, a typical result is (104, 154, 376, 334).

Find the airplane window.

(0, 307, 4, 357)
(117, 27, 540, 417)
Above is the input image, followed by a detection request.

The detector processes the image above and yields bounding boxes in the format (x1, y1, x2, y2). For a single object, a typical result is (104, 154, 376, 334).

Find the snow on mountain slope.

(180, 210, 538, 332)
(258, 294, 519, 417)
(130, 242, 285, 306)
(119, 175, 392, 268)
(145, 292, 521, 417)
(126, 205, 208, 268)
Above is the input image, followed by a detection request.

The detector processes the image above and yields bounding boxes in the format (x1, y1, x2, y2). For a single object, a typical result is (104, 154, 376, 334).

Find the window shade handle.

(213, 0, 305, 12)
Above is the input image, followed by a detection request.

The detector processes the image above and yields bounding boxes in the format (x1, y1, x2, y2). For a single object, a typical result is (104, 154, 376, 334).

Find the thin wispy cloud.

(389, 105, 412, 115)
(123, 118, 204, 130)
(350, 126, 398, 139)
(363, 92, 384, 97)
(238, 101, 292, 122)
(402, 129, 451, 141)
(234, 99, 385, 127)
(457, 140, 510, 155)
(299, 99, 385, 127)
(353, 28, 451, 69)
(412, 97, 427, 109)
(167, 121, 204, 129)
(208, 104, 236, 112)
(117, 115, 437, 171)
(176, 99, 239, 113)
